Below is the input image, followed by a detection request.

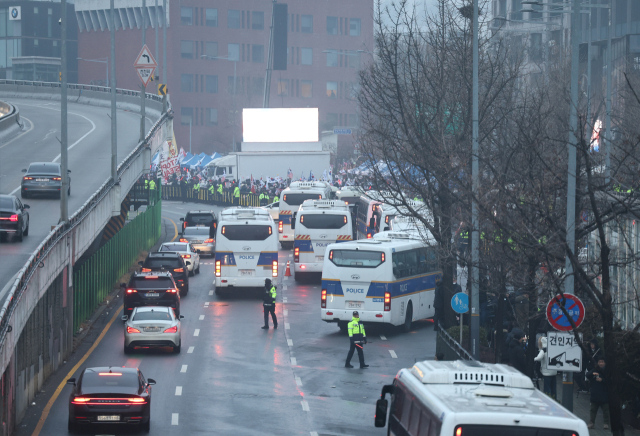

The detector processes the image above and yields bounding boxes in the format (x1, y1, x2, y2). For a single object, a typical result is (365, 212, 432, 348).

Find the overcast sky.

(379, 0, 437, 15)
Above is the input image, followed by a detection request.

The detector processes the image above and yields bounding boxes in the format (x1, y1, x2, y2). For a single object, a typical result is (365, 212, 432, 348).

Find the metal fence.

(435, 322, 478, 362)
(161, 185, 276, 207)
(73, 191, 161, 332)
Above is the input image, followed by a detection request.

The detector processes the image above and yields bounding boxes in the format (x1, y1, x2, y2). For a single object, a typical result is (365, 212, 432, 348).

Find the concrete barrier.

(0, 100, 21, 142)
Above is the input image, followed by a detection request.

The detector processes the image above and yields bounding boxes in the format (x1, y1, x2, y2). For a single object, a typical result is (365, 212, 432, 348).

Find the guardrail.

(436, 322, 477, 362)
(0, 96, 171, 376)
(0, 100, 21, 140)
(0, 79, 163, 102)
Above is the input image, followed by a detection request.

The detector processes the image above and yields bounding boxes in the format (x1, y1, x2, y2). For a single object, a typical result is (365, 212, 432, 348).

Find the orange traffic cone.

(285, 261, 292, 277)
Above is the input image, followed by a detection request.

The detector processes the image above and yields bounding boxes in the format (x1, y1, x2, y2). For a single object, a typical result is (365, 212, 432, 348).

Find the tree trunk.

(525, 258, 538, 378)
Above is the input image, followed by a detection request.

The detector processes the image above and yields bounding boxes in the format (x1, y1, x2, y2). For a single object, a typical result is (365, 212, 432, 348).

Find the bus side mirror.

(374, 399, 388, 427)
(291, 213, 296, 230)
(369, 217, 376, 229)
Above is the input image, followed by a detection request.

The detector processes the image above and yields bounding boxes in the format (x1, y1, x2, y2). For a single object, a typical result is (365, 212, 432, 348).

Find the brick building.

(75, 0, 373, 155)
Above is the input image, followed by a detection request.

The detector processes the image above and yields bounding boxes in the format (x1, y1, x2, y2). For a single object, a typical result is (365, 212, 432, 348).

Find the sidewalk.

(554, 376, 640, 435)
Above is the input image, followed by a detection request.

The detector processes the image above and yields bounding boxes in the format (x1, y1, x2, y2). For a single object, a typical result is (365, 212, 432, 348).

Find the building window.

(326, 113, 338, 128)
(181, 74, 193, 92)
(347, 51, 360, 68)
(206, 75, 218, 93)
(181, 107, 193, 125)
(228, 76, 238, 94)
(181, 7, 193, 25)
(301, 48, 312, 65)
(252, 11, 264, 30)
(228, 43, 240, 61)
(251, 77, 264, 95)
(326, 50, 338, 67)
(348, 114, 358, 127)
(205, 42, 218, 59)
(349, 18, 361, 36)
(206, 9, 218, 27)
(252, 44, 264, 62)
(34, 39, 39, 46)
(301, 15, 313, 33)
(181, 41, 193, 59)
(206, 108, 218, 126)
(277, 79, 289, 96)
(326, 81, 337, 98)
(327, 16, 338, 35)
(530, 33, 542, 62)
(301, 80, 312, 98)
(228, 10, 240, 28)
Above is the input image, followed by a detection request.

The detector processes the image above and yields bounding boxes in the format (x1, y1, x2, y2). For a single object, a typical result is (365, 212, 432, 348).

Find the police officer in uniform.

(261, 278, 278, 329)
(345, 311, 368, 368)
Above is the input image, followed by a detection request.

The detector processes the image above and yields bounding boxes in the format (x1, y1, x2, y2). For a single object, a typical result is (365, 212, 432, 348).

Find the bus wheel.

(403, 303, 413, 333)
(338, 321, 348, 332)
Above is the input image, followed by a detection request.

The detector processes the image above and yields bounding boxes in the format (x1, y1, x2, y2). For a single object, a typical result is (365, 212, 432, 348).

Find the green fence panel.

(72, 197, 162, 332)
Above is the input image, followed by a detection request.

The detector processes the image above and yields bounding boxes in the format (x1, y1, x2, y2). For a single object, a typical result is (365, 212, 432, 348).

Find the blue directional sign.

(333, 128, 352, 135)
(451, 292, 469, 314)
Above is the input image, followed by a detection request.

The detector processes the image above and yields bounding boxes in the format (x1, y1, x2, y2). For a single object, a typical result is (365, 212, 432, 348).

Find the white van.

(292, 200, 352, 280)
(278, 181, 332, 249)
(374, 360, 589, 435)
(214, 207, 278, 293)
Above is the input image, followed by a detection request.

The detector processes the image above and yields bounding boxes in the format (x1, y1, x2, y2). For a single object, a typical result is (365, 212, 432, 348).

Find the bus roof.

(219, 207, 272, 222)
(327, 237, 428, 252)
(398, 360, 585, 425)
(288, 181, 331, 190)
(299, 199, 349, 211)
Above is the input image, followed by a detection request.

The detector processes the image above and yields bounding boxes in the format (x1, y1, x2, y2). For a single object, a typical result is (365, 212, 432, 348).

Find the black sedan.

(21, 162, 70, 199)
(0, 194, 29, 242)
(67, 367, 155, 432)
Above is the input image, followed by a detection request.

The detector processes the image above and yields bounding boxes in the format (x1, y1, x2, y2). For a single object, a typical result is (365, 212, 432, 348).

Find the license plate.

(146, 292, 159, 297)
(240, 269, 255, 277)
(346, 301, 364, 309)
(97, 415, 120, 421)
(316, 256, 324, 262)
(36, 178, 48, 182)
(144, 327, 161, 332)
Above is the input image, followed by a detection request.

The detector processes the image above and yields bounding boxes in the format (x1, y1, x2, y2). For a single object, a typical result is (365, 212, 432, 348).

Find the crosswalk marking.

(295, 376, 303, 386)
(389, 350, 397, 358)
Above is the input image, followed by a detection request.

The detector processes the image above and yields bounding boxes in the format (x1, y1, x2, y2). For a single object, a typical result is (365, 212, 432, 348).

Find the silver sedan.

(180, 226, 215, 256)
(122, 306, 183, 354)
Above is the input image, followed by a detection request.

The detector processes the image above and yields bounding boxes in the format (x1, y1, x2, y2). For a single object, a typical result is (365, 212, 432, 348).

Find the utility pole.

(139, 0, 146, 142)
(154, 0, 158, 69)
(562, 0, 581, 413)
(60, 0, 68, 223)
(110, 0, 117, 183)
(470, 0, 480, 360)
(162, 0, 167, 112)
(605, 0, 612, 184)
(262, 0, 276, 108)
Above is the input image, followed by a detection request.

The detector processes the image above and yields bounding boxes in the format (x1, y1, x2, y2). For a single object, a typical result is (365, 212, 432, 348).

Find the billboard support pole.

(262, 0, 276, 109)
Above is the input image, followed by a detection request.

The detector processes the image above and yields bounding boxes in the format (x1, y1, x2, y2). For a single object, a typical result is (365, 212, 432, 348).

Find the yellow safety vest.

(149, 180, 156, 190)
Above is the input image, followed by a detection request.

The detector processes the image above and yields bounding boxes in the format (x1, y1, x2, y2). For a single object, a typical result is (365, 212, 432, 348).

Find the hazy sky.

(380, 0, 437, 15)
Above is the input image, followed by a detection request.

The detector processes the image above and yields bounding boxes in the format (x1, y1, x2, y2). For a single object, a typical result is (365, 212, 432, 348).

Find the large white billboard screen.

(243, 108, 319, 142)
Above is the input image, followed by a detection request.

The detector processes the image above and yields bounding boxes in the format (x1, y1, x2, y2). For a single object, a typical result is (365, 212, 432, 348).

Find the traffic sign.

(546, 294, 585, 331)
(158, 84, 168, 96)
(134, 45, 157, 87)
(546, 331, 583, 372)
(333, 128, 352, 135)
(451, 292, 469, 314)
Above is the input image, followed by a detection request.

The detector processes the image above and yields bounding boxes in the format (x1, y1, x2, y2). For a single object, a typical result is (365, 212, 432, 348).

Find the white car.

(159, 242, 201, 275)
(122, 306, 183, 354)
(263, 202, 280, 223)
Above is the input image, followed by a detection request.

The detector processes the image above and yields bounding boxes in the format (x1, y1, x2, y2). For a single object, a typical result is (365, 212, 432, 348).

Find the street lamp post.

(470, 0, 480, 361)
(200, 55, 237, 151)
(77, 57, 108, 85)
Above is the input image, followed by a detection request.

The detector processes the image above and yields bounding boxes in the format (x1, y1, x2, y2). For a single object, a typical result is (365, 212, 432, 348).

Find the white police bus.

(214, 207, 278, 294)
(321, 231, 440, 332)
(278, 181, 332, 249)
(292, 200, 353, 280)
(374, 360, 588, 436)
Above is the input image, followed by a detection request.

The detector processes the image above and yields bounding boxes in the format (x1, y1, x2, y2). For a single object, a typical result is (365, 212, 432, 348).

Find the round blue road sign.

(451, 292, 469, 314)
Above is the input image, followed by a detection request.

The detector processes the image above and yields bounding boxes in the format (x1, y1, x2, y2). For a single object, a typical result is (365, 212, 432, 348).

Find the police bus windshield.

(299, 214, 347, 229)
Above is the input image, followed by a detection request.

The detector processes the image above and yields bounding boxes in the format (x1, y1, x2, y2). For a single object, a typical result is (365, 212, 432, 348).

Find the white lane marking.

(284, 276, 289, 281)
(284, 310, 288, 316)
(287, 339, 293, 347)
(180, 365, 188, 373)
(289, 254, 293, 258)
(194, 329, 200, 336)
(283, 285, 288, 291)
(171, 413, 179, 425)
(209, 290, 213, 295)
(295, 376, 303, 386)
(187, 346, 194, 353)
(291, 357, 297, 365)
(301, 400, 310, 411)
(0, 116, 34, 150)
(283, 297, 288, 303)
(389, 350, 397, 358)
(199, 315, 205, 320)
(311, 432, 319, 436)
(285, 323, 290, 329)
(204, 302, 210, 306)
(380, 335, 387, 340)
(175, 386, 182, 396)
(52, 112, 97, 162)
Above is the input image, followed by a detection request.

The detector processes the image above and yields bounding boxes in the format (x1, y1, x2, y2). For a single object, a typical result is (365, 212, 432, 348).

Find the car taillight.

(272, 260, 278, 277)
(173, 268, 184, 273)
(367, 233, 372, 239)
(321, 289, 327, 308)
(10, 215, 18, 222)
(52, 177, 62, 181)
(72, 397, 91, 404)
(381, 253, 385, 262)
(141, 268, 151, 272)
(294, 247, 299, 263)
(456, 427, 462, 436)
(222, 226, 226, 235)
(182, 254, 191, 259)
(204, 239, 214, 243)
(215, 260, 221, 277)
(127, 326, 141, 334)
(163, 326, 178, 333)
(128, 398, 146, 403)
(344, 215, 347, 224)
(23, 176, 33, 180)
(384, 292, 391, 311)
(168, 289, 177, 293)
(126, 289, 137, 293)
(278, 221, 283, 233)
(183, 222, 187, 229)
(179, 238, 188, 242)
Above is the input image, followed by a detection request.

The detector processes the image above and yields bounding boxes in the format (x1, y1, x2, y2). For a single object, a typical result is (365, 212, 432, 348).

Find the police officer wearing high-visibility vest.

(149, 178, 156, 191)
(259, 191, 267, 206)
(233, 184, 240, 205)
(261, 278, 278, 329)
(345, 311, 368, 368)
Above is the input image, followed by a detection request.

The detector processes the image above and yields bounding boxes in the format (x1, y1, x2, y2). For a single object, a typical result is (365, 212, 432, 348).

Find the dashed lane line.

(287, 339, 293, 347)
(285, 323, 290, 329)
(204, 302, 210, 307)
(199, 315, 205, 320)
(283, 297, 288, 303)
(284, 310, 288, 316)
(187, 346, 194, 354)
(295, 376, 303, 386)
(171, 413, 179, 425)
(301, 400, 310, 411)
(209, 290, 213, 295)
(380, 335, 387, 340)
(194, 329, 200, 336)
(180, 365, 188, 373)
(311, 432, 319, 436)
(175, 386, 182, 396)
(389, 350, 398, 358)
(291, 357, 297, 365)
(283, 285, 288, 291)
